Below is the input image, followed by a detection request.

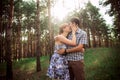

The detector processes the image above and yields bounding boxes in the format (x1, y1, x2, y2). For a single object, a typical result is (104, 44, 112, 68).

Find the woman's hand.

(71, 26, 77, 34)
(57, 49, 65, 55)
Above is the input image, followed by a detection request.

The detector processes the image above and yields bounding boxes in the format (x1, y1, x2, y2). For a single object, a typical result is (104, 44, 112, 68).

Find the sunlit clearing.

(51, 0, 87, 21)
(52, 7, 67, 21)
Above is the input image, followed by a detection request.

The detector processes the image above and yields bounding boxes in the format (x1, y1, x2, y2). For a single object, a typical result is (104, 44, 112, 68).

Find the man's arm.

(57, 44, 84, 54)
(66, 44, 83, 53)
(67, 31, 87, 53)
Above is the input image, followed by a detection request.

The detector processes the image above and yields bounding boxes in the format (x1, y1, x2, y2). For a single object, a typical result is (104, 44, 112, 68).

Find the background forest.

(0, 0, 120, 80)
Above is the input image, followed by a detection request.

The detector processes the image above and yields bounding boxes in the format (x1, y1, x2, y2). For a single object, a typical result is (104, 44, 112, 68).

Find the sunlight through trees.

(0, 0, 120, 80)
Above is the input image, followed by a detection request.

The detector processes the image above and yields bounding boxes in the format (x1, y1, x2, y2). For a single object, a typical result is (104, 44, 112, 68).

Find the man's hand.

(57, 49, 65, 54)
(81, 48, 85, 53)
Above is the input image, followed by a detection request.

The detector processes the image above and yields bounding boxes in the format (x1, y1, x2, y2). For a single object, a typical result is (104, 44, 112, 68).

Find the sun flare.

(51, 6, 68, 21)
(51, 0, 112, 25)
(51, 0, 88, 21)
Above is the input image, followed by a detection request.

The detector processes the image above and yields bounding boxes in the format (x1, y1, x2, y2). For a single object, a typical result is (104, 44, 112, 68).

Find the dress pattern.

(47, 44, 70, 80)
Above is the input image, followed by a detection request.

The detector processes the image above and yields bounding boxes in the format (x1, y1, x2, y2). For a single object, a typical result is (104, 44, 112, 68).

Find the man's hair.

(70, 17, 80, 26)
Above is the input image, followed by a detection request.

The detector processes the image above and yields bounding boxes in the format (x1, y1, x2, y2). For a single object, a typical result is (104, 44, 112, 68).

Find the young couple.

(47, 18, 87, 80)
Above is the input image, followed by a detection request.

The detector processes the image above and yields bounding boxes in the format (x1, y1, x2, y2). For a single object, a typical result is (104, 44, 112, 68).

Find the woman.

(47, 23, 77, 80)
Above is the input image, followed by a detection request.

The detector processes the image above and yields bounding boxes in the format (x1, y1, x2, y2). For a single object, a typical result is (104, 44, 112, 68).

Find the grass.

(84, 47, 120, 80)
(0, 56, 50, 80)
(0, 47, 120, 80)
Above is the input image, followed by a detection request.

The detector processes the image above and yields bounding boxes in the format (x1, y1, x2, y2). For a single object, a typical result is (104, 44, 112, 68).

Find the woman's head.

(59, 23, 71, 34)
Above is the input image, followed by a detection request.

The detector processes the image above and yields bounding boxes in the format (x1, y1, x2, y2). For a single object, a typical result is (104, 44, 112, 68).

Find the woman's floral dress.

(46, 44, 70, 80)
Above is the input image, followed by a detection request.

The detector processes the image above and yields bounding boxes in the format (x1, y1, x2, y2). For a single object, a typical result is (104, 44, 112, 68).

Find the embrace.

(47, 17, 88, 80)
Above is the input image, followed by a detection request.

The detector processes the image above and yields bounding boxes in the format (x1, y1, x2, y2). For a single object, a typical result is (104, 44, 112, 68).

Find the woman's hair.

(59, 23, 68, 34)
(70, 17, 80, 26)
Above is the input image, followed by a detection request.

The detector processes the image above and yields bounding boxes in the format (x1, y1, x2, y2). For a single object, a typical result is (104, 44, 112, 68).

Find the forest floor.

(0, 47, 120, 80)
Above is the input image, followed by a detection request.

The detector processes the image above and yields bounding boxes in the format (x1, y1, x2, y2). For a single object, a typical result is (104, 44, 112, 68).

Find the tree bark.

(87, 28, 91, 48)
(0, 5, 2, 63)
(48, 0, 54, 59)
(5, 0, 14, 79)
(36, 0, 41, 72)
(17, 2, 22, 60)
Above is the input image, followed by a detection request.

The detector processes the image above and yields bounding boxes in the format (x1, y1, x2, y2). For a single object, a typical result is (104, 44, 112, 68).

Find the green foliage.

(102, 0, 120, 41)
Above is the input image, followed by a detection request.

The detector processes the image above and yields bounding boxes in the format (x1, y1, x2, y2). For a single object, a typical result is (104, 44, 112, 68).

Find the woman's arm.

(57, 33, 76, 46)
(57, 44, 84, 54)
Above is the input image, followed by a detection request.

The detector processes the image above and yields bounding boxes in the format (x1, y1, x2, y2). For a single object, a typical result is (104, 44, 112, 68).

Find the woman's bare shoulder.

(54, 35, 63, 44)
(54, 35, 64, 40)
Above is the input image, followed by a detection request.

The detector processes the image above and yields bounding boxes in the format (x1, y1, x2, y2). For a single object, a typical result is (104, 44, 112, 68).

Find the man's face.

(69, 22, 74, 28)
(69, 22, 77, 32)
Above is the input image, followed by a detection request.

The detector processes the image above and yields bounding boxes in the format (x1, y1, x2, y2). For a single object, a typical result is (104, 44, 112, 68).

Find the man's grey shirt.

(66, 28, 88, 61)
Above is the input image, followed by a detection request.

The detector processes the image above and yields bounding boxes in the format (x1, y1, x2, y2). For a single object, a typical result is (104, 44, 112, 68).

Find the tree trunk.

(31, 36, 33, 57)
(12, 31, 16, 61)
(98, 34, 101, 47)
(105, 36, 109, 47)
(0, 8, 2, 63)
(87, 28, 91, 48)
(48, 0, 54, 59)
(36, 0, 41, 72)
(17, 7, 22, 60)
(91, 32, 96, 47)
(27, 30, 30, 57)
(91, 25, 96, 48)
(5, 0, 14, 79)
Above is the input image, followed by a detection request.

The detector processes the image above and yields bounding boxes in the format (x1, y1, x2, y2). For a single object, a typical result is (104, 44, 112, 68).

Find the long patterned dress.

(46, 44, 70, 80)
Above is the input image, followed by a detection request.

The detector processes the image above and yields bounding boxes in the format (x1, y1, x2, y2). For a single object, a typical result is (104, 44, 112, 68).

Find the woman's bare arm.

(57, 33, 76, 46)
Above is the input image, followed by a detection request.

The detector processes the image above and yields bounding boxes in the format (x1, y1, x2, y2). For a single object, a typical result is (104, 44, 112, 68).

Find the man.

(58, 17, 87, 80)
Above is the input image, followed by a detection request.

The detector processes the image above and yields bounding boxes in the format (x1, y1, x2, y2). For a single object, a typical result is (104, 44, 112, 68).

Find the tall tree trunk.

(36, 0, 41, 72)
(48, 0, 54, 59)
(17, 2, 22, 60)
(33, 36, 36, 57)
(27, 32, 30, 57)
(31, 36, 33, 57)
(98, 34, 101, 47)
(30, 33, 33, 57)
(0, 6, 2, 63)
(0, 0, 6, 63)
(105, 36, 109, 47)
(91, 31, 95, 48)
(5, 0, 14, 79)
(91, 25, 96, 48)
(12, 30, 16, 60)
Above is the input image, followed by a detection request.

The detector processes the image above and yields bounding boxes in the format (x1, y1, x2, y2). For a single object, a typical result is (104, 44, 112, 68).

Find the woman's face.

(64, 24, 71, 33)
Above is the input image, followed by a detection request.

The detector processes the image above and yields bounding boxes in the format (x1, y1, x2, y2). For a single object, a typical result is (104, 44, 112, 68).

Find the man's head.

(70, 17, 80, 28)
